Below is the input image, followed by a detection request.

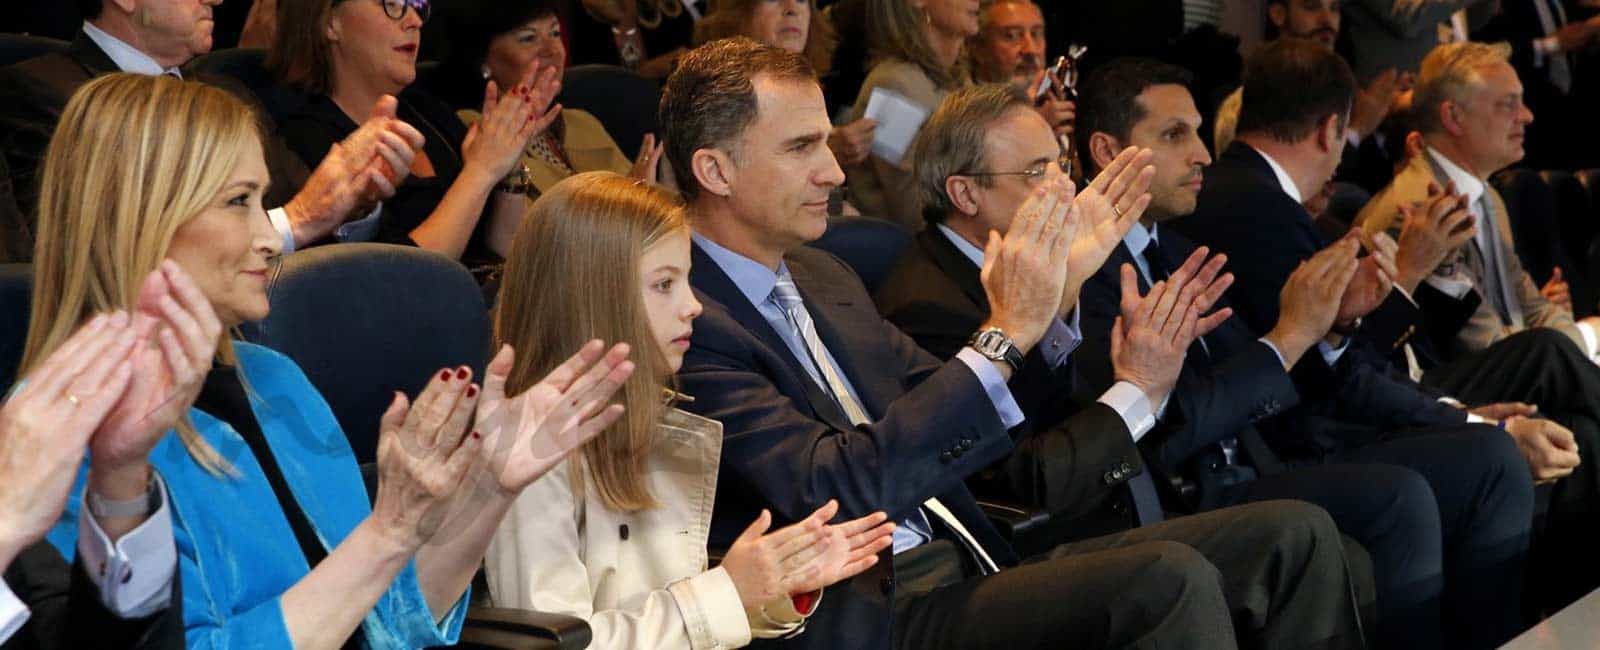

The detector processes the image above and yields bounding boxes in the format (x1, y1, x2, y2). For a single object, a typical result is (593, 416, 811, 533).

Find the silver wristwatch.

(968, 327, 1025, 372)
(87, 474, 159, 519)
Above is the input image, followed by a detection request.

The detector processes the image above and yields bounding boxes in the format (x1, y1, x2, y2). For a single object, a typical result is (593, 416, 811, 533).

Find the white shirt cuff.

(1426, 273, 1475, 300)
(77, 474, 176, 619)
(1392, 284, 1417, 306)
(1436, 396, 1489, 423)
(1575, 320, 1598, 357)
(267, 207, 296, 254)
(1317, 337, 1351, 366)
(1098, 381, 1157, 442)
(956, 347, 1026, 430)
(1537, 34, 1561, 59)
(1257, 337, 1290, 370)
(0, 579, 28, 645)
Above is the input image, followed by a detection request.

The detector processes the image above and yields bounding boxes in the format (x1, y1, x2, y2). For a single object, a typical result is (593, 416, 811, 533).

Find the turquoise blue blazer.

(47, 342, 468, 649)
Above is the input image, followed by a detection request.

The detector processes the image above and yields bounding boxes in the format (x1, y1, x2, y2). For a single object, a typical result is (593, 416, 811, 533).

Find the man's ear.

(945, 174, 982, 218)
(325, 11, 343, 43)
(1267, 4, 1288, 30)
(1439, 100, 1466, 138)
(1317, 113, 1342, 153)
(692, 148, 735, 198)
(1088, 132, 1123, 173)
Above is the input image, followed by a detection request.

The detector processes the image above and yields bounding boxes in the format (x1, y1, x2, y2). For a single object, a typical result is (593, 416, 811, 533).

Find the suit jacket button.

(1103, 471, 1116, 485)
(960, 438, 974, 450)
(951, 447, 965, 458)
(619, 524, 629, 541)
(940, 451, 954, 463)
(1119, 462, 1133, 474)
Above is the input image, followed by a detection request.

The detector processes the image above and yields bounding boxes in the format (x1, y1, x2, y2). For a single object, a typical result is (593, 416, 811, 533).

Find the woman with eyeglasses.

(430, 0, 664, 198)
(265, 0, 558, 279)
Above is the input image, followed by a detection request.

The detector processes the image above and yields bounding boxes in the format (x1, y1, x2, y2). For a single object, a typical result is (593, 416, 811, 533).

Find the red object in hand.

(791, 591, 818, 615)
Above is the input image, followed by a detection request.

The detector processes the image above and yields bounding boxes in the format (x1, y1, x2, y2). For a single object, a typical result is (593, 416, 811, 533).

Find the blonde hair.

(21, 73, 264, 475)
(493, 171, 688, 512)
(695, 0, 838, 75)
(1413, 41, 1513, 135)
(869, 0, 970, 90)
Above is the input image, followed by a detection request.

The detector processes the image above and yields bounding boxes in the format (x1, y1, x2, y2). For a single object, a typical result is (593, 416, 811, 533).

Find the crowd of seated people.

(3, 0, 1600, 649)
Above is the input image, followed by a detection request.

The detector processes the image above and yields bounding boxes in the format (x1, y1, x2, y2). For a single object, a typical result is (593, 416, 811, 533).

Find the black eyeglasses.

(957, 153, 1072, 182)
(337, 0, 430, 23)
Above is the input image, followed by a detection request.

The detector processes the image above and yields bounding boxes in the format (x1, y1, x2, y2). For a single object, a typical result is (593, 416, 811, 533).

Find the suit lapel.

(917, 229, 989, 310)
(689, 244, 856, 433)
(786, 253, 884, 433)
(67, 30, 121, 77)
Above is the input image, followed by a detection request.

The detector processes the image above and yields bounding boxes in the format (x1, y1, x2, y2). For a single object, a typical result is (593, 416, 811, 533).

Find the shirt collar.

(935, 224, 987, 268)
(1122, 221, 1159, 258)
(1246, 144, 1303, 204)
(82, 21, 182, 77)
(692, 232, 785, 308)
(1425, 147, 1486, 205)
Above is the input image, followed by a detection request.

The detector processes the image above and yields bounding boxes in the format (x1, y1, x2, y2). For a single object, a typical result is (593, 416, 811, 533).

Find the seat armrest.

(457, 606, 592, 650)
(977, 500, 1051, 539)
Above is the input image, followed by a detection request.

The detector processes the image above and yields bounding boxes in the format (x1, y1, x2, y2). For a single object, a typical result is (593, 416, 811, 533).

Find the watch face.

(972, 329, 1012, 356)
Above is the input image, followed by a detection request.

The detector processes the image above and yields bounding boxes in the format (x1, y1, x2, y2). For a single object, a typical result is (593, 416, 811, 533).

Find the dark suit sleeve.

(1413, 282, 1485, 355)
(0, 542, 181, 650)
(679, 304, 1016, 525)
(875, 254, 1143, 516)
(1076, 262, 1299, 473)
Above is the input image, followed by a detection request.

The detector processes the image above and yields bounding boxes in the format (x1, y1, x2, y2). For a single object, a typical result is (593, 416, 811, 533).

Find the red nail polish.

(455, 367, 469, 379)
(466, 385, 478, 397)
(439, 369, 452, 381)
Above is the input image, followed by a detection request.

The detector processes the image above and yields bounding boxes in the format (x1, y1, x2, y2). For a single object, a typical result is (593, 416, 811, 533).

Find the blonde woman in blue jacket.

(26, 72, 633, 649)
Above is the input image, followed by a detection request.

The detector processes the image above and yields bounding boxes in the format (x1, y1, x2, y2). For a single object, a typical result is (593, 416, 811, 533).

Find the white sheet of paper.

(863, 88, 930, 166)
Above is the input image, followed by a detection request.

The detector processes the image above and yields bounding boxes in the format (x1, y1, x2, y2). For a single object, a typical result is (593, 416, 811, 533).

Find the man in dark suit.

(1079, 55, 1538, 648)
(0, 0, 421, 261)
(665, 37, 1364, 649)
(1171, 41, 1548, 647)
(875, 85, 1229, 536)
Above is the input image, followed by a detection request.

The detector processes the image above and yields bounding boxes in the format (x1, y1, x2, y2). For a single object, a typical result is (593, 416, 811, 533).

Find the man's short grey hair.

(1413, 41, 1514, 135)
(977, 0, 1041, 35)
(909, 84, 1032, 227)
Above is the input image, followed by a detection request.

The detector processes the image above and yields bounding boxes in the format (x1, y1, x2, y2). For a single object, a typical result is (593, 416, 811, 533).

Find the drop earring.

(481, 66, 491, 80)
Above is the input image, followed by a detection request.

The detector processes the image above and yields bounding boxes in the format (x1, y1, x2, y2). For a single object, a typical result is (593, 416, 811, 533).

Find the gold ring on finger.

(1112, 204, 1124, 218)
(66, 393, 81, 406)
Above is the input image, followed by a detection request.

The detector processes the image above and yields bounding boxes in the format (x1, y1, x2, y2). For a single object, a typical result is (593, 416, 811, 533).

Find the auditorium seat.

(557, 64, 659, 158)
(806, 217, 913, 295)
(0, 34, 67, 68)
(239, 242, 492, 464)
(185, 47, 274, 93)
(0, 263, 31, 391)
(242, 243, 589, 649)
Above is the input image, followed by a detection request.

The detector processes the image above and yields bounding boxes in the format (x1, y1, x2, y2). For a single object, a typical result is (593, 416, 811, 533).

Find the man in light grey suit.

(1357, 40, 1600, 615)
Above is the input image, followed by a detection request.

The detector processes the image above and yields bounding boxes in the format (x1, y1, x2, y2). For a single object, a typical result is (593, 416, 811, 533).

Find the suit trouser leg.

(1422, 328, 1600, 613)
(1037, 500, 1364, 649)
(892, 539, 1236, 650)
(1222, 463, 1442, 650)
(1330, 424, 1535, 650)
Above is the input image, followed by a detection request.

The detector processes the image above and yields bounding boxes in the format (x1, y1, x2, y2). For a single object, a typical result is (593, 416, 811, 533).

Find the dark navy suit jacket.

(681, 243, 1017, 649)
